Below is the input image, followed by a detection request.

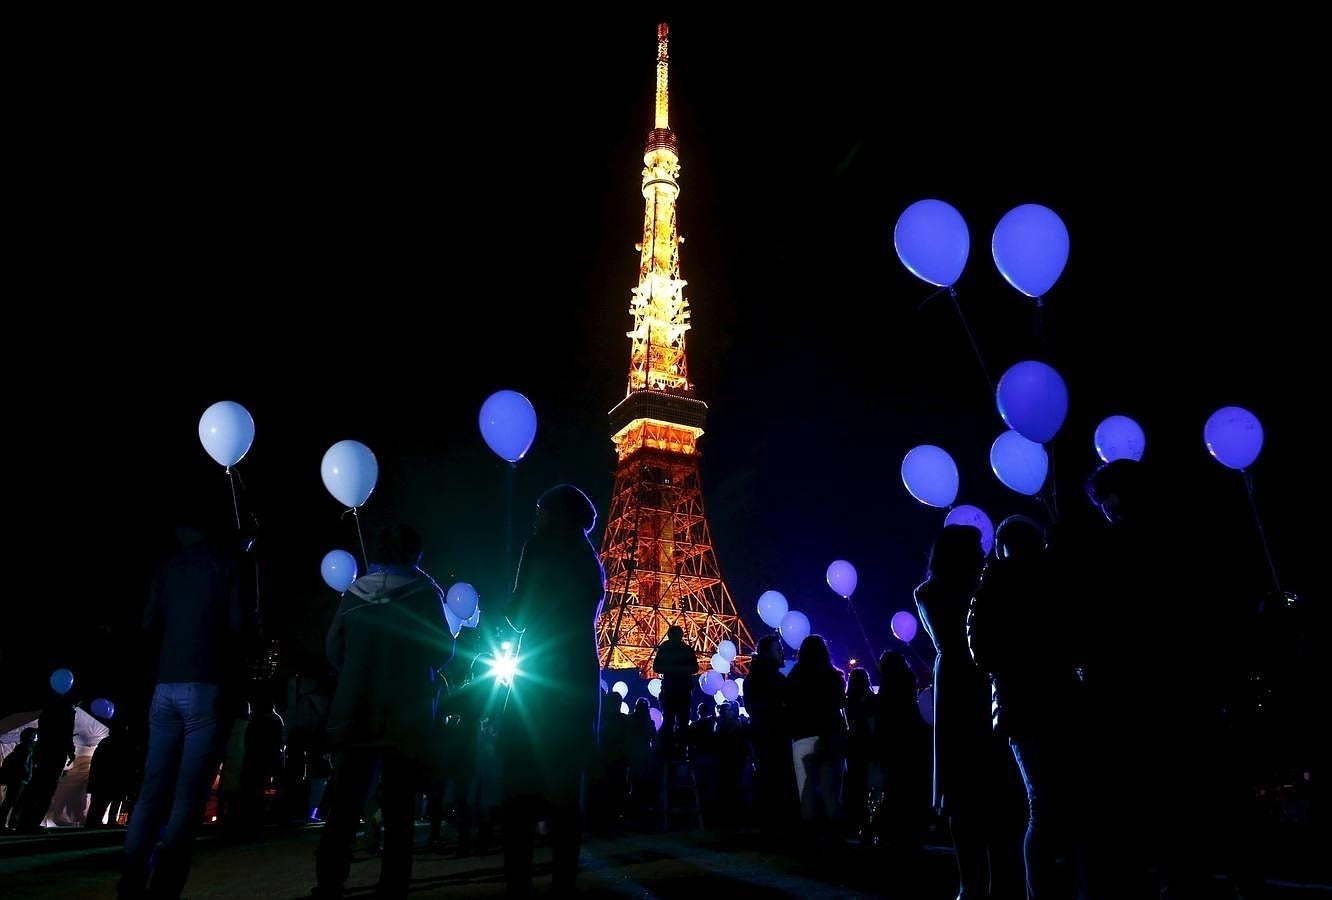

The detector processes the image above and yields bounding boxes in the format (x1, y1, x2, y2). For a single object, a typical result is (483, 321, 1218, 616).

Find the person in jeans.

(119, 516, 255, 899)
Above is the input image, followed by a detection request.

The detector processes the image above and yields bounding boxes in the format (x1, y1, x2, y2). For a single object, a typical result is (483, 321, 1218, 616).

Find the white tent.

(0, 706, 110, 826)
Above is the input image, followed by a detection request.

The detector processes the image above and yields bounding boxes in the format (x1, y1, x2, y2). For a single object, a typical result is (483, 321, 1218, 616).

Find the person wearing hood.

(312, 523, 452, 899)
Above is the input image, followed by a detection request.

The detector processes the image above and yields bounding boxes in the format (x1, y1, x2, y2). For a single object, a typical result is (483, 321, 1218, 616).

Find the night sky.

(5, 12, 1317, 717)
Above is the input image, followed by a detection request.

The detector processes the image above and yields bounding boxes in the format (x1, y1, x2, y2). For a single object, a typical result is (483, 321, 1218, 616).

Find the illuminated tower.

(596, 23, 753, 678)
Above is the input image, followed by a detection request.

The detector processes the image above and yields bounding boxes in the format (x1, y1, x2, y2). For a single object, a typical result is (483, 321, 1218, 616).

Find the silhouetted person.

(651, 625, 699, 755)
(844, 667, 876, 837)
(16, 694, 75, 831)
(916, 523, 1017, 900)
(970, 515, 1083, 899)
(744, 633, 797, 839)
(120, 519, 255, 899)
(86, 722, 132, 828)
(874, 651, 931, 881)
(625, 698, 656, 824)
(712, 700, 748, 826)
(0, 728, 37, 830)
(312, 524, 452, 900)
(239, 700, 284, 827)
(787, 633, 847, 843)
(499, 484, 606, 896)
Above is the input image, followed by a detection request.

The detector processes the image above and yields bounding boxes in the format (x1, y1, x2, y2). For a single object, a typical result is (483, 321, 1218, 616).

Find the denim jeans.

(119, 682, 230, 900)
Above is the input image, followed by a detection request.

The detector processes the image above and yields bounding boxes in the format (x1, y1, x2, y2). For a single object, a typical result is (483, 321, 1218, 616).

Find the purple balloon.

(826, 560, 858, 598)
(1204, 406, 1264, 470)
(997, 360, 1069, 444)
(992, 203, 1070, 298)
(894, 199, 970, 287)
(944, 504, 995, 554)
(1095, 415, 1146, 463)
(891, 611, 918, 643)
(649, 707, 664, 731)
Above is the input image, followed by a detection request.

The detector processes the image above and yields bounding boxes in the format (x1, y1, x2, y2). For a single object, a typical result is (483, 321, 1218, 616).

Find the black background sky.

(3, 11, 1319, 715)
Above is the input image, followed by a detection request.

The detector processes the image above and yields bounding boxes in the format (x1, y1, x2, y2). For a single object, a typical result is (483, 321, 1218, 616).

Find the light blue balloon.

(700, 670, 725, 695)
(91, 698, 115, 720)
(901, 444, 960, 508)
(50, 668, 74, 695)
(826, 560, 858, 598)
(1095, 415, 1146, 463)
(320, 549, 358, 592)
(944, 504, 994, 554)
(198, 401, 255, 467)
(1205, 406, 1264, 470)
(320, 440, 379, 508)
(779, 610, 811, 650)
(990, 430, 1049, 496)
(479, 390, 538, 463)
(757, 590, 788, 628)
(992, 203, 1070, 298)
(446, 582, 480, 620)
(997, 360, 1069, 444)
(894, 199, 970, 287)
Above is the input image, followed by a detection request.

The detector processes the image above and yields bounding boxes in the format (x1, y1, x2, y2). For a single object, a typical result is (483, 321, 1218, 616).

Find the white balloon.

(735, 677, 744, 697)
(612, 681, 629, 698)
(710, 653, 731, 674)
(716, 639, 737, 661)
(198, 401, 255, 468)
(648, 678, 662, 698)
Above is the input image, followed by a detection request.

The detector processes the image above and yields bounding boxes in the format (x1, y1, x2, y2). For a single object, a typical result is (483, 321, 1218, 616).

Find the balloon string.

(847, 598, 877, 667)
(1243, 470, 1283, 611)
(225, 467, 242, 532)
(351, 507, 369, 571)
(948, 289, 995, 396)
(914, 285, 951, 312)
(505, 462, 515, 594)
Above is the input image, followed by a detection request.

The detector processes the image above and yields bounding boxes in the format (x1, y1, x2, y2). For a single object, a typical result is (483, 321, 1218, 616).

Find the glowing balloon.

(992, 203, 1070, 298)
(997, 360, 1069, 444)
(612, 681, 629, 698)
(620, 701, 630, 715)
(648, 678, 662, 698)
(735, 677, 744, 696)
(826, 560, 858, 598)
(944, 504, 994, 554)
(721, 680, 740, 702)
(700, 670, 725, 695)
(716, 639, 737, 661)
(891, 611, 919, 643)
(479, 390, 538, 463)
(991, 430, 1049, 496)
(600, 678, 609, 694)
(757, 590, 788, 628)
(713, 690, 727, 706)
(779, 610, 811, 650)
(649, 708, 664, 731)
(918, 687, 935, 726)
(1095, 415, 1146, 463)
(320, 440, 378, 508)
(50, 668, 74, 695)
(710, 653, 731, 675)
(91, 698, 115, 720)
(444, 607, 462, 638)
(894, 198, 970, 287)
(320, 549, 358, 592)
(446, 582, 480, 621)
(901, 444, 960, 508)
(1205, 406, 1264, 470)
(198, 401, 255, 468)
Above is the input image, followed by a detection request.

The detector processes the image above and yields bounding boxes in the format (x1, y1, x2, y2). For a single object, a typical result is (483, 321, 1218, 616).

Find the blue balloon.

(826, 560, 858, 598)
(901, 444, 960, 508)
(992, 203, 1070, 298)
(320, 549, 359, 592)
(198, 401, 255, 467)
(50, 668, 74, 695)
(1095, 415, 1146, 463)
(320, 440, 378, 508)
(779, 610, 811, 650)
(1205, 406, 1264, 470)
(894, 199, 970, 287)
(990, 430, 1049, 496)
(997, 360, 1069, 444)
(479, 390, 537, 463)
(945, 504, 995, 554)
(91, 698, 116, 720)
(446, 582, 480, 620)
(891, 611, 918, 643)
(444, 606, 463, 638)
(757, 590, 788, 628)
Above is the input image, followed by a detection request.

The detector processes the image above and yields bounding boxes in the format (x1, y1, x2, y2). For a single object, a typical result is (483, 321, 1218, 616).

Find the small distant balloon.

(1095, 415, 1146, 463)
(944, 504, 995, 555)
(721, 680, 740, 702)
(198, 401, 255, 468)
(992, 203, 1070, 299)
(620, 701, 630, 715)
(446, 582, 480, 621)
(1205, 406, 1264, 470)
(716, 639, 737, 661)
(649, 707, 664, 731)
(891, 611, 919, 643)
(91, 698, 115, 720)
(779, 610, 811, 650)
(320, 549, 358, 592)
(918, 686, 935, 726)
(320, 440, 379, 508)
(991, 430, 1049, 496)
(894, 199, 970, 287)
(735, 677, 744, 696)
(50, 668, 74, 695)
(710, 653, 731, 674)
(901, 444, 960, 508)
(612, 681, 629, 698)
(826, 560, 858, 598)
(757, 590, 789, 628)
(648, 678, 662, 698)
(479, 390, 538, 463)
(997, 360, 1069, 444)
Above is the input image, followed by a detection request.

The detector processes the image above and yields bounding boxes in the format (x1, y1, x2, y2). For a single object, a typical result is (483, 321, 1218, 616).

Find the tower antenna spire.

(654, 22, 669, 130)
